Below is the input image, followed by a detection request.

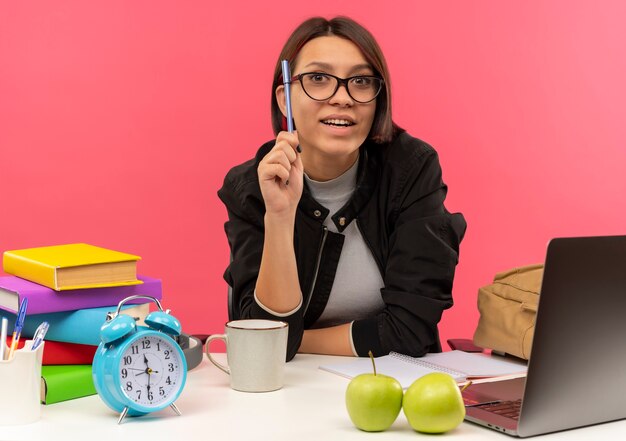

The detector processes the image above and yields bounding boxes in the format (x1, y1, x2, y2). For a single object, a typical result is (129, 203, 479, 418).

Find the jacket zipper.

(303, 226, 328, 316)
(356, 219, 385, 277)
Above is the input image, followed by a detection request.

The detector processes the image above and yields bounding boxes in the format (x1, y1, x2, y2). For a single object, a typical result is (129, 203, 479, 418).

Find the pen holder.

(0, 340, 44, 425)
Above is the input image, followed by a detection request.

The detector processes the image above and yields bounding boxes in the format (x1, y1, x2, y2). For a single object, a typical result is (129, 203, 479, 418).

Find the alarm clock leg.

(118, 407, 129, 425)
(170, 403, 182, 416)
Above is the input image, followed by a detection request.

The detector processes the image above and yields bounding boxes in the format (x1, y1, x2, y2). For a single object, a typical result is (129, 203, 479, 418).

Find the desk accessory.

(447, 338, 483, 353)
(93, 295, 187, 424)
(176, 333, 203, 371)
(281, 59, 294, 133)
(0, 340, 45, 425)
(8, 297, 28, 359)
(0, 317, 7, 360)
(206, 319, 288, 392)
(281, 60, 302, 153)
(3, 243, 141, 290)
(31, 321, 49, 350)
(320, 350, 527, 389)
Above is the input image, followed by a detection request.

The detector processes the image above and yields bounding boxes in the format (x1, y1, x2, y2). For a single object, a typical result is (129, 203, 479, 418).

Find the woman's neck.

(301, 149, 359, 182)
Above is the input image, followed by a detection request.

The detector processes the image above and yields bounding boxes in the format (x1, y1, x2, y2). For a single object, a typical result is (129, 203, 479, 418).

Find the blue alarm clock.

(92, 295, 187, 424)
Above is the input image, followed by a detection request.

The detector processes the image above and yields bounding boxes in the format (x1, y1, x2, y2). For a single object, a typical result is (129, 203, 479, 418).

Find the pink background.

(1, 1, 625, 348)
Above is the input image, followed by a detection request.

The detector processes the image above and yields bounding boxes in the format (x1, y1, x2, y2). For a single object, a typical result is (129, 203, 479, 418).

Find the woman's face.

(277, 36, 377, 161)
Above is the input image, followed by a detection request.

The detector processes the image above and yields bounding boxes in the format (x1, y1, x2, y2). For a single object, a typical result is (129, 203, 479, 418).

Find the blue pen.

(281, 60, 295, 134)
(31, 321, 49, 351)
(8, 297, 28, 359)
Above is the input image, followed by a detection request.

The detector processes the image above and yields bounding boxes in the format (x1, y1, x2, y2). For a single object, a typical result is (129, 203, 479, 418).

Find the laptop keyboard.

(474, 399, 522, 420)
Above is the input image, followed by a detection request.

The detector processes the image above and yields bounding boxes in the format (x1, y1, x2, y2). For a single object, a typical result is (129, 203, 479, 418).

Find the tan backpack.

(473, 264, 543, 360)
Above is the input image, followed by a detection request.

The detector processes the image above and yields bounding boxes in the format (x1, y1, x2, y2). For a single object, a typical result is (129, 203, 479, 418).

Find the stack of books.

(0, 243, 163, 404)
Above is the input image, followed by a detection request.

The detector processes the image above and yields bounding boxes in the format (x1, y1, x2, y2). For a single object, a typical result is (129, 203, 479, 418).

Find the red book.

(9, 337, 96, 365)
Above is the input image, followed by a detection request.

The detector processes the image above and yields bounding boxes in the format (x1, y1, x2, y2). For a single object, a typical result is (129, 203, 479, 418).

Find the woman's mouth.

(321, 118, 355, 127)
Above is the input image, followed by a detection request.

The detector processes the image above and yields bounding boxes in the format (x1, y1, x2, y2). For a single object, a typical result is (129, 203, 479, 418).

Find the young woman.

(218, 16, 466, 361)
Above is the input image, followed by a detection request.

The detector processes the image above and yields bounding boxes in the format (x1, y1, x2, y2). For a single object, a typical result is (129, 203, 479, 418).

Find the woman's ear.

(275, 85, 287, 117)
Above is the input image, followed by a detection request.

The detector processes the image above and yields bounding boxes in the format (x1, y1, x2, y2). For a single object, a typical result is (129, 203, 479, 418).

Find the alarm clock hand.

(143, 354, 155, 391)
(143, 354, 152, 377)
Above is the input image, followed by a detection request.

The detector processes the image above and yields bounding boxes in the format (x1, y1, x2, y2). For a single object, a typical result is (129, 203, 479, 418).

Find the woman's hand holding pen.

(258, 130, 303, 219)
(256, 130, 304, 314)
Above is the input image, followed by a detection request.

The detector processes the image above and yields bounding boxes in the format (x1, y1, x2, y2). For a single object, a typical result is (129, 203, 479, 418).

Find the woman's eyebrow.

(301, 61, 373, 74)
(347, 63, 374, 74)
(301, 61, 333, 70)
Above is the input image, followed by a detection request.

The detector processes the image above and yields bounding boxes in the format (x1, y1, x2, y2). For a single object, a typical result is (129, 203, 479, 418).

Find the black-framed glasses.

(290, 72, 384, 104)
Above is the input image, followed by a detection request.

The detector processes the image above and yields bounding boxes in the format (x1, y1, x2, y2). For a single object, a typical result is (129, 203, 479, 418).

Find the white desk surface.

(3, 353, 626, 440)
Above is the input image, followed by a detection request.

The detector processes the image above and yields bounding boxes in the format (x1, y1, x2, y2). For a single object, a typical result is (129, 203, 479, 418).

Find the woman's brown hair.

(271, 16, 401, 144)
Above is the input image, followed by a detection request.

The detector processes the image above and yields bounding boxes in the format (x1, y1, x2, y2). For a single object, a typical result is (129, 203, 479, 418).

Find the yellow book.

(3, 243, 142, 291)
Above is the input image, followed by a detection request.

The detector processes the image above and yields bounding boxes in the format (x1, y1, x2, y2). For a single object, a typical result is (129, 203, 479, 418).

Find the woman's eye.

(351, 77, 372, 87)
(310, 74, 329, 83)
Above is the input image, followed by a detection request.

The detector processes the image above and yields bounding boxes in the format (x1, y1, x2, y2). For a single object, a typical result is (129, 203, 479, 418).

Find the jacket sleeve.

(351, 149, 466, 357)
(217, 174, 305, 361)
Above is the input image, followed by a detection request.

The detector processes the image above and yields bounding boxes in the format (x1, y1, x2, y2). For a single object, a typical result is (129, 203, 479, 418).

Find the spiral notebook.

(319, 350, 527, 388)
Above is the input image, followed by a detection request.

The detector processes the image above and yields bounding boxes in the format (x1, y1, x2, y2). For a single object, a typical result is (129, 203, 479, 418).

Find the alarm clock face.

(118, 333, 185, 409)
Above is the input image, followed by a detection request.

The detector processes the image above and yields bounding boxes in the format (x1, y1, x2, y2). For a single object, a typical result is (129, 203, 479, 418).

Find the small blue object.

(8, 297, 29, 359)
(144, 311, 182, 336)
(281, 59, 294, 133)
(31, 321, 49, 350)
(92, 296, 187, 424)
(14, 297, 28, 333)
(100, 314, 136, 344)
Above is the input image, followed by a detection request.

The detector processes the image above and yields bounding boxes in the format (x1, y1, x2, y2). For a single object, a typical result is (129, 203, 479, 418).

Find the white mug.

(205, 319, 288, 392)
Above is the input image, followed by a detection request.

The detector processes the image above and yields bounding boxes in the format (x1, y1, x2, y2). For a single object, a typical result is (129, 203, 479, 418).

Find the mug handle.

(205, 334, 230, 375)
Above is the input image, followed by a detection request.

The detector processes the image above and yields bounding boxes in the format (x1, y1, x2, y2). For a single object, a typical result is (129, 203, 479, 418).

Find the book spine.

(7, 338, 97, 365)
(0, 275, 162, 315)
(9, 303, 149, 345)
(3, 252, 58, 290)
(41, 365, 97, 404)
(42, 342, 97, 365)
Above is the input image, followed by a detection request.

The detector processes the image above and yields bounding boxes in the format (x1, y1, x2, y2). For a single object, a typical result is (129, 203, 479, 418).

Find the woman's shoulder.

(382, 130, 438, 163)
(218, 140, 274, 216)
(374, 131, 441, 182)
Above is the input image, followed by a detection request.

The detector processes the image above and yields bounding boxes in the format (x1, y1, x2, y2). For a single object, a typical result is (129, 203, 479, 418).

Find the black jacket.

(218, 131, 467, 361)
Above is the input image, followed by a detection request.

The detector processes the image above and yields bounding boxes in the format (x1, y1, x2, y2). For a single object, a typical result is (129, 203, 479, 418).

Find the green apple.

(345, 353, 403, 431)
(402, 372, 465, 433)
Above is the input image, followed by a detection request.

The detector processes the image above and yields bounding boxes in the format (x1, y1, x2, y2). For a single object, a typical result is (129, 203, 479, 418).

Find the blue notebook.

(3, 303, 149, 346)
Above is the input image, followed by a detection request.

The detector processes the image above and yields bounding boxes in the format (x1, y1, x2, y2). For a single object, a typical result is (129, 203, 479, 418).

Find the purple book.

(0, 275, 162, 314)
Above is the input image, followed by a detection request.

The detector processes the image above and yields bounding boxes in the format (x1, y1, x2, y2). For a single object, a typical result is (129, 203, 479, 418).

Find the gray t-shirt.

(305, 159, 385, 332)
